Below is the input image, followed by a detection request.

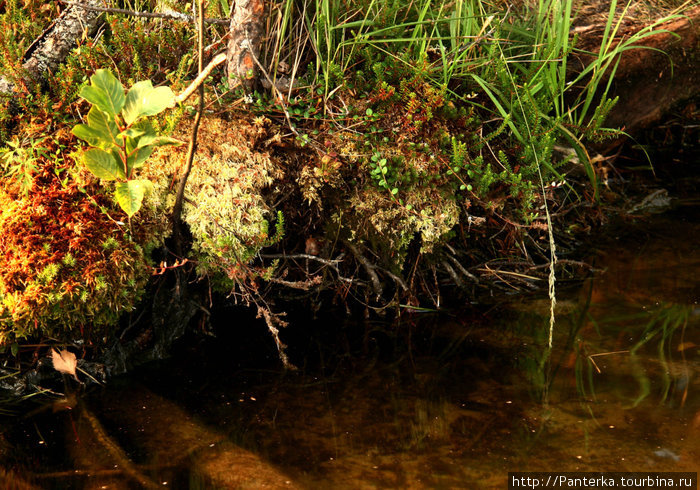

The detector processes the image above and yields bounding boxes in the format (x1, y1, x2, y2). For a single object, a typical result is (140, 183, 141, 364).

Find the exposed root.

(444, 248, 479, 284)
(442, 261, 463, 288)
(384, 269, 408, 292)
(345, 241, 383, 300)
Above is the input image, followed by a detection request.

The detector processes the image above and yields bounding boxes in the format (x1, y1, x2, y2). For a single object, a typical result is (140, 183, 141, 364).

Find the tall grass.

(264, 0, 686, 191)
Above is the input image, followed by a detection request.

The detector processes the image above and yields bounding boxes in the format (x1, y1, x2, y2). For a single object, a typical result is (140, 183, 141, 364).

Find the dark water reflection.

(2, 206, 699, 489)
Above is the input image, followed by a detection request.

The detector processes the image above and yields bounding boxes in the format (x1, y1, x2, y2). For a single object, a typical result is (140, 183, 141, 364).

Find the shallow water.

(2, 205, 699, 489)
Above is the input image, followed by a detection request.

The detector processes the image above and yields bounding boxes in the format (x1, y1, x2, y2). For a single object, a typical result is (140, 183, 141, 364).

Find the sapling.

(72, 69, 180, 217)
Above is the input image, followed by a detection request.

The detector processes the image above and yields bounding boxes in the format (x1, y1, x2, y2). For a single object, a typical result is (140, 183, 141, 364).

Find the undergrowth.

(0, 0, 687, 352)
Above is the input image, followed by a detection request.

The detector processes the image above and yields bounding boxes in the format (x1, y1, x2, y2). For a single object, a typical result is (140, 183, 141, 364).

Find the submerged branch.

(256, 305, 295, 370)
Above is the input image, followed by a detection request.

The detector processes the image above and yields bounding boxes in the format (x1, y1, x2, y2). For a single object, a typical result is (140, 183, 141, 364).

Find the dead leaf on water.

(51, 348, 79, 381)
(678, 342, 698, 352)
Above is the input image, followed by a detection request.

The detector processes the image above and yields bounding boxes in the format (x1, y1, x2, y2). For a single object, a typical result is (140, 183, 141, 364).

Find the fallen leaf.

(51, 348, 79, 381)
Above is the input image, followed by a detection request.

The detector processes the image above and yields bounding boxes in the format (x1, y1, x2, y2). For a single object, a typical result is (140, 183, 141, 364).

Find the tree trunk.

(0, 0, 103, 95)
(576, 6, 700, 134)
(226, 0, 266, 92)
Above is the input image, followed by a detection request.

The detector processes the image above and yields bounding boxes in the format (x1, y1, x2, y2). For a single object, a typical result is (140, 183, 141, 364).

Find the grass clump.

(258, 0, 685, 268)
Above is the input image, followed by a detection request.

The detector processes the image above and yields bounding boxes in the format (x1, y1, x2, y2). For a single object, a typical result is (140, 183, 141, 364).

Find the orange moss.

(0, 137, 152, 345)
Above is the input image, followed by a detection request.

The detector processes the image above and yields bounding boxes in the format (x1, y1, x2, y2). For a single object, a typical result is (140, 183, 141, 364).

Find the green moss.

(144, 117, 285, 291)
(342, 186, 460, 265)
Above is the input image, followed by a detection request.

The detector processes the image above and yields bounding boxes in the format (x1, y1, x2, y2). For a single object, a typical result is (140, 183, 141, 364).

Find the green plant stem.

(172, 0, 205, 255)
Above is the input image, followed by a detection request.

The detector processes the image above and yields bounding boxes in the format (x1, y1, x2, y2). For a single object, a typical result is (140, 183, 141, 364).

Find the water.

(1, 205, 699, 489)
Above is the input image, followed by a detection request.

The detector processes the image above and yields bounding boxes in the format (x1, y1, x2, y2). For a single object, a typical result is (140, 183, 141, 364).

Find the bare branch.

(171, 0, 206, 253)
(58, 0, 229, 24)
(260, 252, 357, 285)
(259, 253, 343, 266)
(173, 52, 227, 105)
(265, 275, 323, 290)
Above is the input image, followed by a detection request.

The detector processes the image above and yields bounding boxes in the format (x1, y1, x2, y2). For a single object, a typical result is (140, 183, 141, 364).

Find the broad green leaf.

(82, 69, 125, 117)
(134, 124, 158, 148)
(140, 86, 175, 116)
(122, 81, 174, 125)
(73, 124, 110, 149)
(109, 148, 123, 169)
(122, 80, 154, 126)
(136, 132, 181, 149)
(117, 128, 145, 141)
(124, 136, 137, 157)
(86, 106, 120, 148)
(137, 134, 157, 148)
(150, 136, 183, 147)
(83, 148, 124, 181)
(79, 85, 112, 117)
(115, 180, 148, 217)
(126, 145, 154, 172)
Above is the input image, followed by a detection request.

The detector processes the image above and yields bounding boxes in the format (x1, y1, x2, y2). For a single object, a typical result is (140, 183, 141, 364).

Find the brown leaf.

(51, 348, 79, 381)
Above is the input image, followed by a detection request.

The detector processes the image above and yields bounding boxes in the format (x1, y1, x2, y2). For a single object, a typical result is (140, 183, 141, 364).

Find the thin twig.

(171, 0, 206, 254)
(58, 0, 229, 24)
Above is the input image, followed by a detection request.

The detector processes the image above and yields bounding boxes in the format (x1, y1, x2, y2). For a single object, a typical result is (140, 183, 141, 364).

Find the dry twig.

(58, 0, 229, 24)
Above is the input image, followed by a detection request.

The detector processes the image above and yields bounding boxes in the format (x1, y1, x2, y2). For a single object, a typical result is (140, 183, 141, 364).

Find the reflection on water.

(2, 207, 699, 488)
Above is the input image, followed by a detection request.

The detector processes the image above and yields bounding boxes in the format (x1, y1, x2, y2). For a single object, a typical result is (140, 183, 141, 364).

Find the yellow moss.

(145, 116, 284, 286)
(346, 186, 459, 258)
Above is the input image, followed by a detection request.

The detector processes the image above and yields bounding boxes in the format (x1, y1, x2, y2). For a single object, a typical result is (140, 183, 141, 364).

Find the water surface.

(2, 205, 699, 489)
